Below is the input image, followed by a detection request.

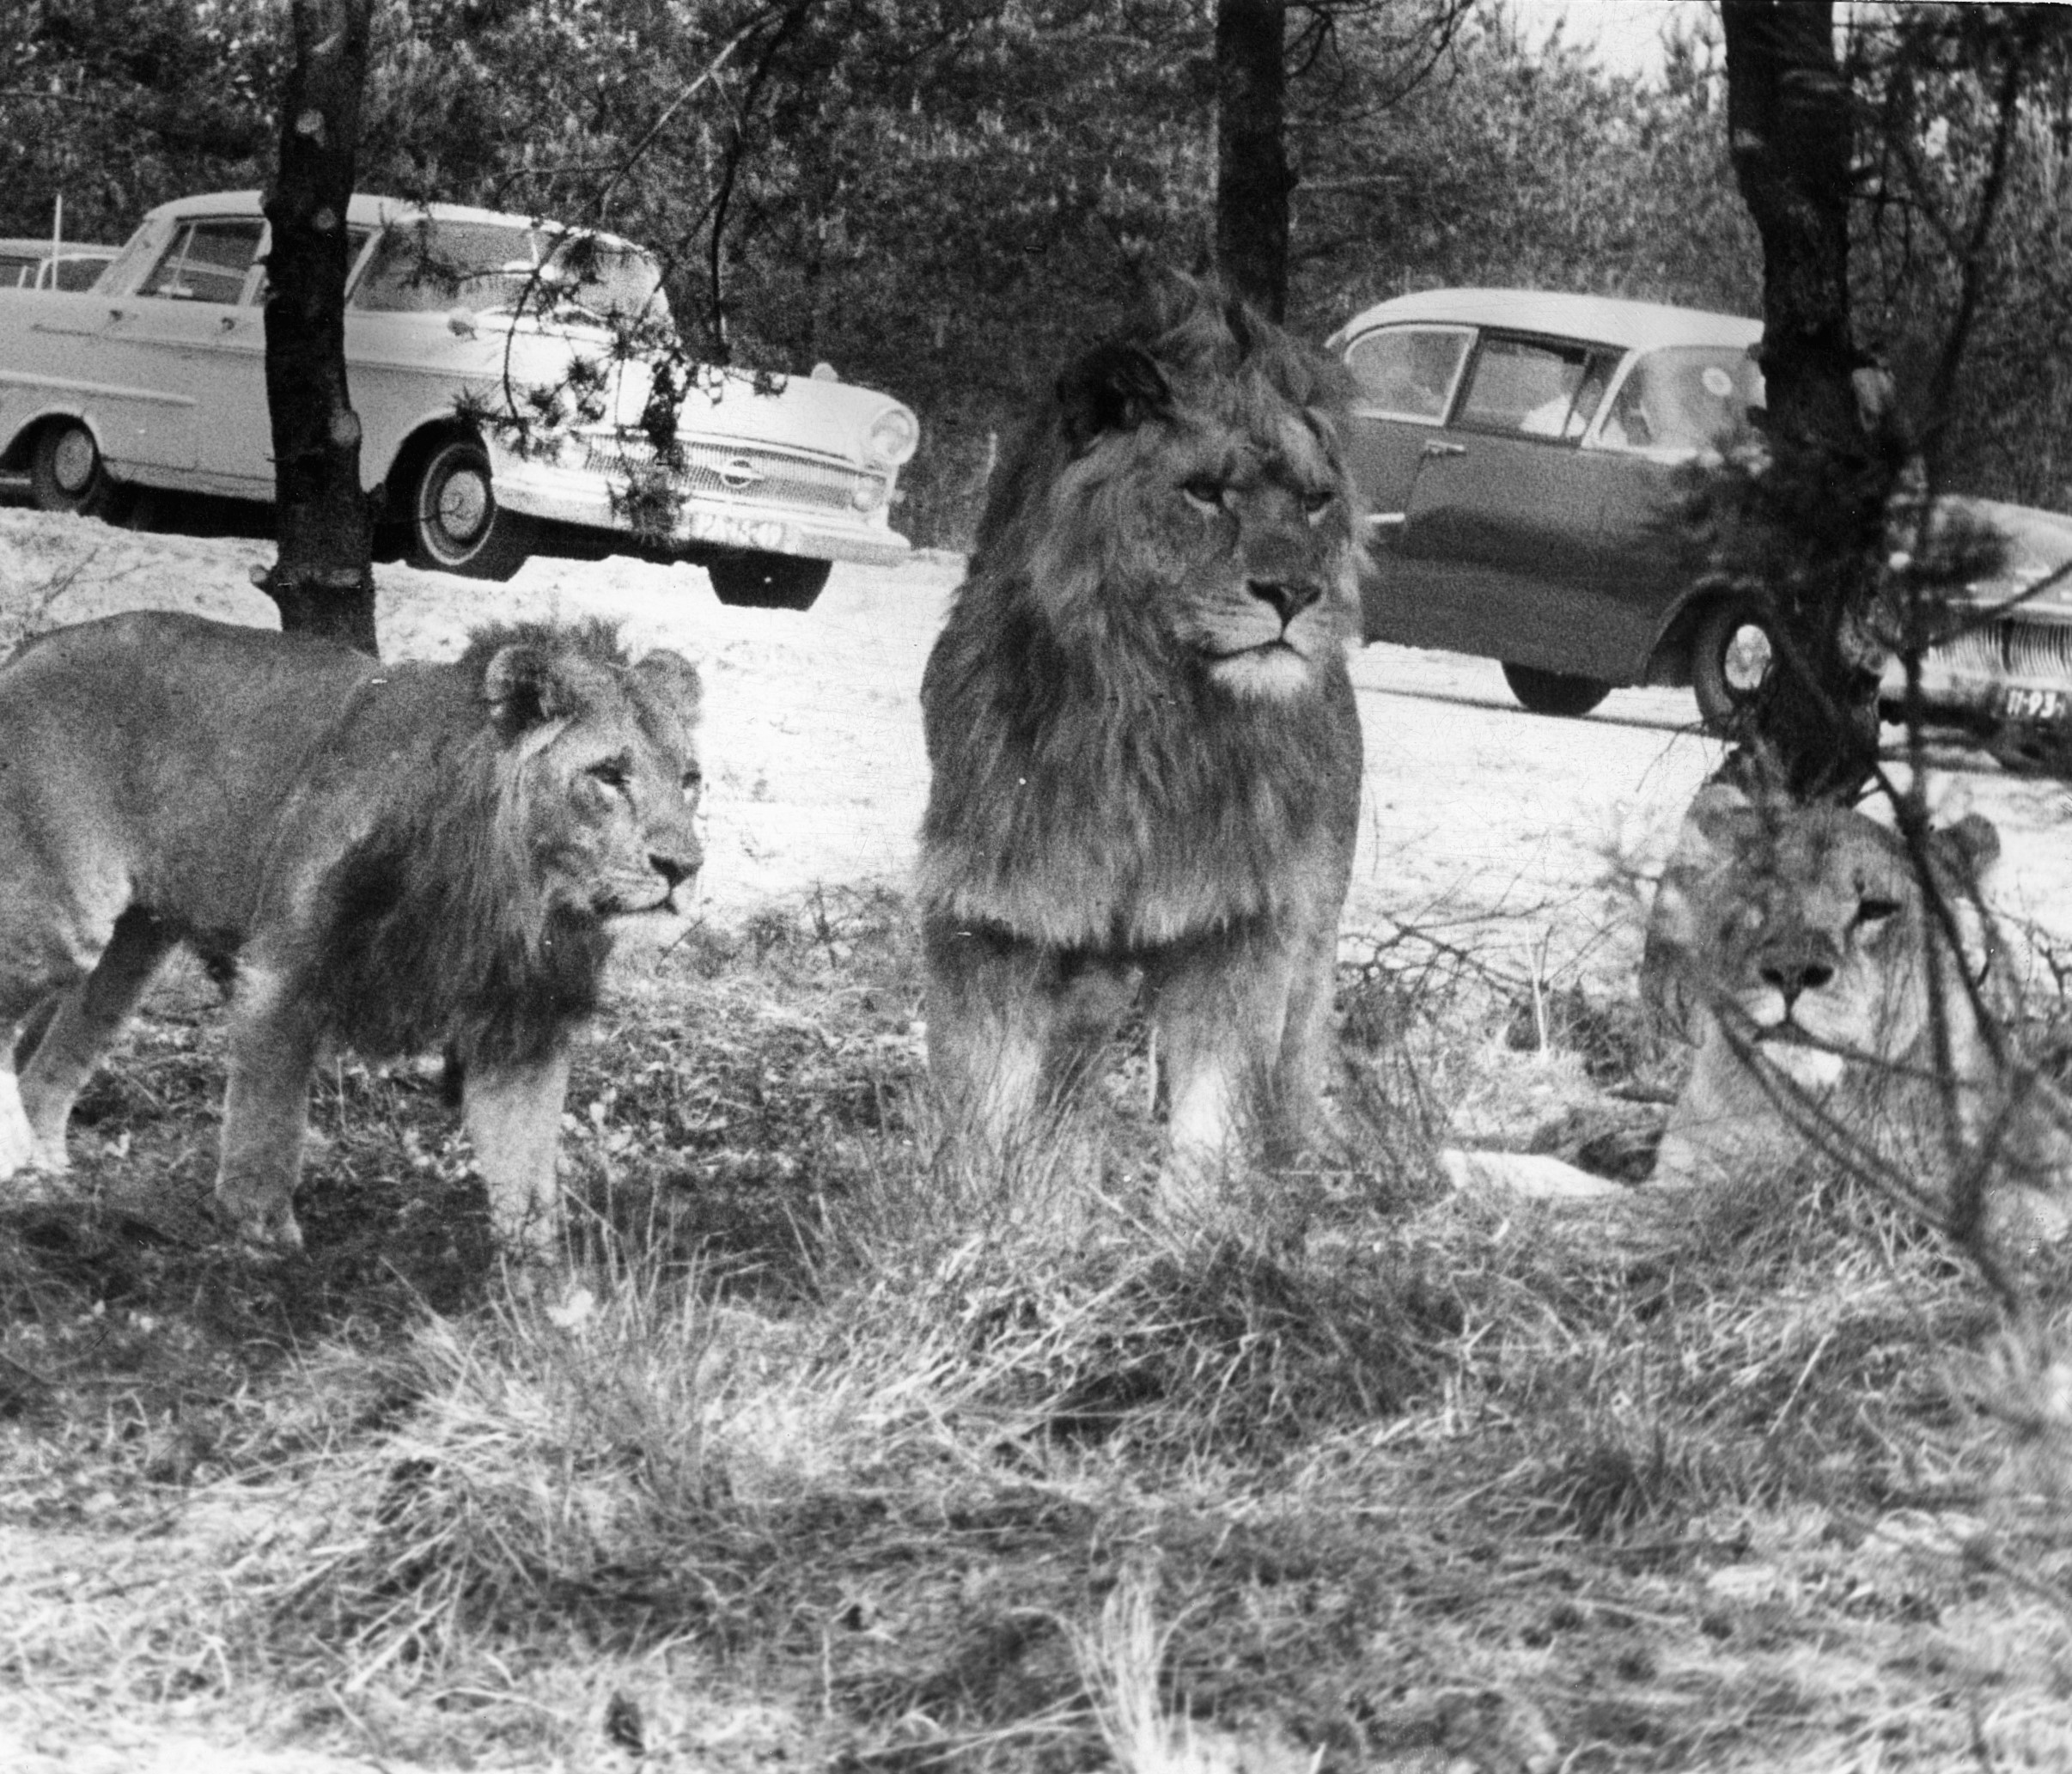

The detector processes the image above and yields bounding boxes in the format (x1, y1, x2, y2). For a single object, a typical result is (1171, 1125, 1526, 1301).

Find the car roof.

(134, 191, 645, 253)
(1330, 288, 1764, 355)
(0, 238, 117, 259)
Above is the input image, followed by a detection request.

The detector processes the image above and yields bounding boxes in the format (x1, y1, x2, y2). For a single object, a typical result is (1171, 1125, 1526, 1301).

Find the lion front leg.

(923, 917, 1115, 1170)
(461, 1046, 573, 1254)
(216, 964, 323, 1253)
(1265, 911, 1344, 1166)
(1145, 924, 1301, 1204)
(18, 910, 177, 1172)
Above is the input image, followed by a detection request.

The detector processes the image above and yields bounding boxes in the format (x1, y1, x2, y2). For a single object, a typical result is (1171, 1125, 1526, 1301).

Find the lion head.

(1639, 783, 2072, 1235)
(919, 276, 1366, 952)
(314, 619, 704, 1066)
(1645, 783, 2001, 1092)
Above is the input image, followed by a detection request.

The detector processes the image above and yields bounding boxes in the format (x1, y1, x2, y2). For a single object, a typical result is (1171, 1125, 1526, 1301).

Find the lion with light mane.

(1640, 780, 2069, 1242)
(0, 610, 702, 1252)
(917, 277, 1364, 1188)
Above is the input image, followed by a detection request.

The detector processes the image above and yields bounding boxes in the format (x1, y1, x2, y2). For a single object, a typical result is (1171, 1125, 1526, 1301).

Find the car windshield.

(1600, 345, 1763, 454)
(351, 216, 669, 330)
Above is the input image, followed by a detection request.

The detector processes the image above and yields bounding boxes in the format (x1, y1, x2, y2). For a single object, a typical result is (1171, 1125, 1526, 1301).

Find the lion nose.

(1760, 956, 1835, 1007)
(649, 850, 697, 889)
(1247, 577, 1321, 626)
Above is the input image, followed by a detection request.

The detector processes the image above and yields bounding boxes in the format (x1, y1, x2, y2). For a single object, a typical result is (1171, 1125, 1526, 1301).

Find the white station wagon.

(0, 191, 920, 607)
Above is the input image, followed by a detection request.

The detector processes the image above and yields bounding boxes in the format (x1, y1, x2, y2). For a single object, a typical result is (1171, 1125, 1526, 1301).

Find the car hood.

(1938, 494, 2072, 620)
(605, 358, 911, 462)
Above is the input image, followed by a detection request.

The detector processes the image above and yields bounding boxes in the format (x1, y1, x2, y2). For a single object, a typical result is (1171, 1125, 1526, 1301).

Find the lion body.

(1642, 782, 2068, 1240)
(0, 611, 702, 1250)
(917, 281, 1365, 1186)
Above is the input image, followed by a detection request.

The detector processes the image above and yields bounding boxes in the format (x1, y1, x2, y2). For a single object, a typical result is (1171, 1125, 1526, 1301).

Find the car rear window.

(138, 219, 265, 303)
(1601, 346, 1763, 454)
(1344, 326, 1472, 421)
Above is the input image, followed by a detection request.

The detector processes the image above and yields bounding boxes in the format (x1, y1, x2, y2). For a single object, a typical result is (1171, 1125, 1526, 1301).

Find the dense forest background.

(3, 0, 2066, 546)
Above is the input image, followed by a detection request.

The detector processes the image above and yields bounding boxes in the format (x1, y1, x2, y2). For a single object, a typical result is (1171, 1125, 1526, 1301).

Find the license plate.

(1997, 686, 2072, 723)
(686, 508, 791, 552)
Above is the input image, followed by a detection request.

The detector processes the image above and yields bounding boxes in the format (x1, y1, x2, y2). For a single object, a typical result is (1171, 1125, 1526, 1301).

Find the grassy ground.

(5, 887, 2072, 1771)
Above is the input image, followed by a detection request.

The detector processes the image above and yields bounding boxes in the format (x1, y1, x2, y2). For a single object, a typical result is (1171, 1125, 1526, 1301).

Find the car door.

(1366, 332, 1660, 680)
(113, 215, 267, 479)
(1342, 323, 1474, 532)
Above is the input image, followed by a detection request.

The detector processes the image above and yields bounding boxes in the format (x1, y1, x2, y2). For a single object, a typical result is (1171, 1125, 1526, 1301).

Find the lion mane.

(0, 611, 703, 1252)
(917, 276, 1366, 1187)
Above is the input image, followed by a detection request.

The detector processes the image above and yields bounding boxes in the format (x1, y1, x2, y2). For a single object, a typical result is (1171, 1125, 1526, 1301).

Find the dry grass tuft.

(8, 892, 2072, 1767)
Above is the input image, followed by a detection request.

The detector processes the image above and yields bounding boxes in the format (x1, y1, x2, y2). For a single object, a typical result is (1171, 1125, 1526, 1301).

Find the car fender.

(1641, 590, 1717, 689)
(0, 398, 113, 478)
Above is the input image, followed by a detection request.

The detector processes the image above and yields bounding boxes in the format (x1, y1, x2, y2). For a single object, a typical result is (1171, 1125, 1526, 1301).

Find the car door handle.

(1422, 440, 1466, 459)
(218, 314, 238, 332)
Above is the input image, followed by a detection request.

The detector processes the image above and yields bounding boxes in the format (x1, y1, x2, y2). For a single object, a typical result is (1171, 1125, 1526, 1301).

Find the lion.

(0, 610, 702, 1253)
(916, 276, 1365, 1193)
(1639, 780, 2069, 1244)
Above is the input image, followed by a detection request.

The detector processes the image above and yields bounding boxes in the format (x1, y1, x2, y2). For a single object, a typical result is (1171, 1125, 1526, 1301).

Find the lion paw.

(213, 1190, 306, 1259)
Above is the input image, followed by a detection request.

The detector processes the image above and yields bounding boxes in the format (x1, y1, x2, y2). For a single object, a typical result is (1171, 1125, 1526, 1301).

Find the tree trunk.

(260, 0, 376, 655)
(1719, 0, 1890, 801)
(1215, 0, 1291, 320)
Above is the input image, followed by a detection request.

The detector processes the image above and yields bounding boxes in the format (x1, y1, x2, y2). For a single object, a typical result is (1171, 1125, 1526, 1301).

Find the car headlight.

(866, 405, 919, 468)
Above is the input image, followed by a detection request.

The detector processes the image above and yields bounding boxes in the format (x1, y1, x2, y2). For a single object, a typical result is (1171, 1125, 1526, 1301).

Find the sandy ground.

(5, 505, 2069, 990)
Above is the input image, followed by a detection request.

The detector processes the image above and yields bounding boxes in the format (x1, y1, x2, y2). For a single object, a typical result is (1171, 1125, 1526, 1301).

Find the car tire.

(28, 421, 114, 519)
(1691, 600, 1776, 732)
(706, 551, 832, 611)
(1502, 661, 1612, 719)
(405, 436, 532, 581)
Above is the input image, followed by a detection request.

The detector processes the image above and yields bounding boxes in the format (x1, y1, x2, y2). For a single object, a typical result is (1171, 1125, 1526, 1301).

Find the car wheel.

(1502, 661, 1612, 718)
(29, 421, 114, 518)
(405, 436, 532, 580)
(1691, 600, 1776, 732)
(706, 551, 832, 611)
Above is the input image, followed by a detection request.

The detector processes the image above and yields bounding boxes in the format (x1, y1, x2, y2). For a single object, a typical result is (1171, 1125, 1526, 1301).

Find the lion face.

(1653, 784, 2001, 1091)
(481, 636, 704, 921)
(1015, 292, 1364, 704)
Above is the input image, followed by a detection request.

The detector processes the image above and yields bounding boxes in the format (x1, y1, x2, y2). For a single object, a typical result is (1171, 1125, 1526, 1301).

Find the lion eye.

(680, 767, 703, 802)
(588, 758, 631, 793)
(1301, 487, 1335, 518)
(1182, 478, 1226, 513)
(1856, 896, 1902, 925)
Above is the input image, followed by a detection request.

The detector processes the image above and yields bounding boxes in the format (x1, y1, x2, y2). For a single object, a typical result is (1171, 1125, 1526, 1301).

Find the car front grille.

(584, 437, 871, 516)
(1925, 617, 2072, 686)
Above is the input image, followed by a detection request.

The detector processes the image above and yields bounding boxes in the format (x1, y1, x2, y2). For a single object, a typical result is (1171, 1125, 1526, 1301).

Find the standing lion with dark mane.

(0, 611, 703, 1253)
(917, 276, 1366, 1192)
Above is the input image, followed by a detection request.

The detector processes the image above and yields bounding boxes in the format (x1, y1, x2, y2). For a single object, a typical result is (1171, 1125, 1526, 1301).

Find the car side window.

(249, 226, 375, 309)
(1455, 336, 1619, 442)
(1344, 326, 1472, 423)
(0, 253, 35, 288)
(137, 220, 265, 303)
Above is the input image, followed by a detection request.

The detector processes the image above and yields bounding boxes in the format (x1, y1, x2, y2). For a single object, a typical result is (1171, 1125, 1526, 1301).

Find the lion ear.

(1056, 341, 1171, 454)
(481, 643, 581, 735)
(1934, 812, 2002, 889)
(631, 649, 702, 722)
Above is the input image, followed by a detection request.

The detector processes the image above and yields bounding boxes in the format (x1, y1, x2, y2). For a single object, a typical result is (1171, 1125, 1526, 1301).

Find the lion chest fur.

(918, 588, 1362, 952)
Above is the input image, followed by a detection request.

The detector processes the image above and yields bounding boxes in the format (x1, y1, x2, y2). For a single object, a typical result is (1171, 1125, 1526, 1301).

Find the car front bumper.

(492, 448, 913, 568)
